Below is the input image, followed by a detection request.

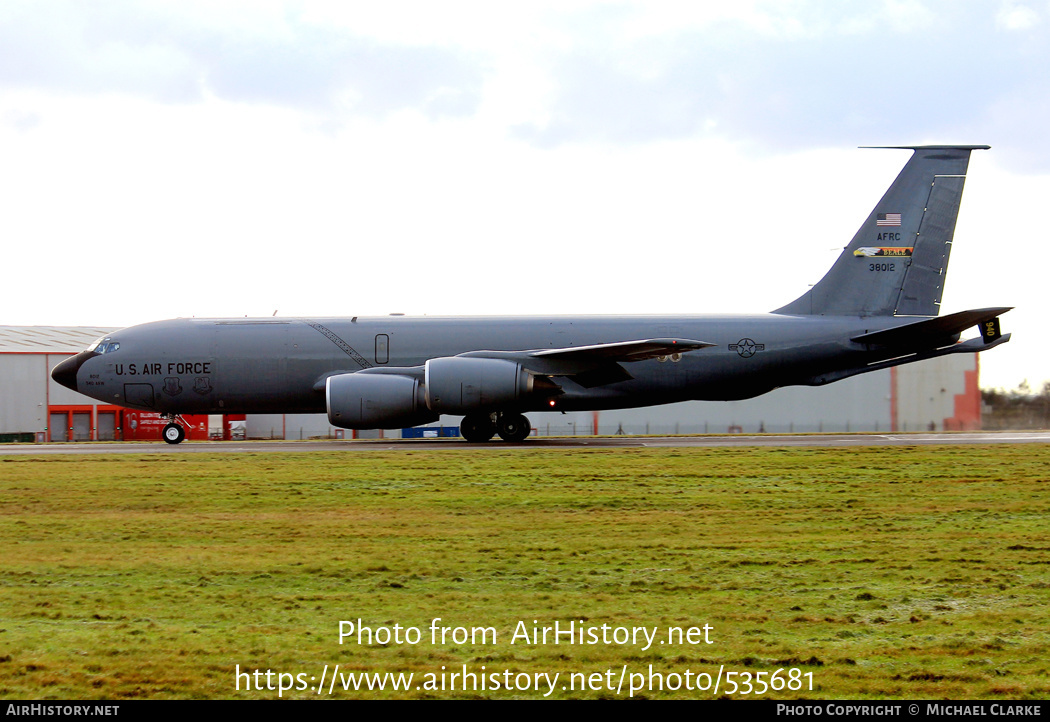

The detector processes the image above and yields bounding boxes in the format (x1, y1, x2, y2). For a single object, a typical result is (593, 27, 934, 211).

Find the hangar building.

(0, 326, 979, 442)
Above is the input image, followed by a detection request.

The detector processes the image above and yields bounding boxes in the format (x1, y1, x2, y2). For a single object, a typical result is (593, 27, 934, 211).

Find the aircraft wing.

(461, 338, 714, 368)
(461, 338, 715, 387)
(530, 338, 716, 362)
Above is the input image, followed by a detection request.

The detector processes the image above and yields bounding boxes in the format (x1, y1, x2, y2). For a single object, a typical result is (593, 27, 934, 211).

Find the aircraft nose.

(51, 351, 94, 392)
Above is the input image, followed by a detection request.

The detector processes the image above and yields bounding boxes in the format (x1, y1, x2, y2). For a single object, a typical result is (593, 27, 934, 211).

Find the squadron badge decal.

(854, 247, 913, 257)
(193, 377, 212, 395)
(163, 377, 183, 396)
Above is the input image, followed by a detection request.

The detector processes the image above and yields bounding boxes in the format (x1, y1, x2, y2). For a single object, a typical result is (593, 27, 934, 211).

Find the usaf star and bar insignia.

(729, 339, 765, 358)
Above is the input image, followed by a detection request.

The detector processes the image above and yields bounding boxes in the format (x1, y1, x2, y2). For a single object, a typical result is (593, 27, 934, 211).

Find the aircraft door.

(548, 321, 573, 348)
(375, 334, 389, 364)
(124, 383, 156, 409)
(210, 321, 289, 410)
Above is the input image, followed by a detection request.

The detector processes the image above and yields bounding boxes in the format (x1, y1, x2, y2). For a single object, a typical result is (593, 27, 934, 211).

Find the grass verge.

(1, 445, 1048, 699)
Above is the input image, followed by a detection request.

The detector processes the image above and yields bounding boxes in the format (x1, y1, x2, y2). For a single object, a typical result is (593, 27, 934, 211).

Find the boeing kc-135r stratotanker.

(53, 145, 1011, 443)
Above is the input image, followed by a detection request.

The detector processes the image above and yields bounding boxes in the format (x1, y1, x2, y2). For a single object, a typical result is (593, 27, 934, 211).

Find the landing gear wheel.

(497, 413, 531, 442)
(460, 413, 496, 442)
(162, 423, 185, 445)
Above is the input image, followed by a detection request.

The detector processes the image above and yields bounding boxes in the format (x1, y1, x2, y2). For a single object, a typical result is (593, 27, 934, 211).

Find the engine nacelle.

(424, 357, 536, 414)
(326, 372, 438, 429)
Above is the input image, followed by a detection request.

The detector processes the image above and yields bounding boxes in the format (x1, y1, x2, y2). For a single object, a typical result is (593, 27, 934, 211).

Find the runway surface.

(2, 431, 1049, 455)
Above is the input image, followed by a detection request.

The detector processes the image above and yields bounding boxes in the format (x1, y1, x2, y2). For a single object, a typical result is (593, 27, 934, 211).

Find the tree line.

(981, 381, 1050, 430)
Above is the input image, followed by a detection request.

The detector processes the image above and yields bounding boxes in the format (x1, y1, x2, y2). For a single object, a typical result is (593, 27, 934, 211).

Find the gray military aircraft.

(53, 145, 1011, 443)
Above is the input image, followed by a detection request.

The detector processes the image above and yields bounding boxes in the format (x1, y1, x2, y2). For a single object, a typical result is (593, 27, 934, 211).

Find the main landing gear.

(460, 412, 532, 443)
(497, 413, 531, 442)
(161, 415, 188, 445)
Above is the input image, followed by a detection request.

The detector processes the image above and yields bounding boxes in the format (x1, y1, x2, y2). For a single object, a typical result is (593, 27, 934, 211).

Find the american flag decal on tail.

(876, 212, 902, 226)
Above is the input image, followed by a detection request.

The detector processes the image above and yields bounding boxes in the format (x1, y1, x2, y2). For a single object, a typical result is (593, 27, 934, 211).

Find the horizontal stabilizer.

(805, 332, 1010, 387)
(850, 307, 1012, 347)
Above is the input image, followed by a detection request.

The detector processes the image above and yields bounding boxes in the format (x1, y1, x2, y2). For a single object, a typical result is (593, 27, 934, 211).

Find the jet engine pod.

(424, 357, 536, 414)
(326, 372, 438, 429)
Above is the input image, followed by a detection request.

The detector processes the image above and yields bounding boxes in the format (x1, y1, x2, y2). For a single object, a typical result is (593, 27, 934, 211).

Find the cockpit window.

(91, 338, 120, 354)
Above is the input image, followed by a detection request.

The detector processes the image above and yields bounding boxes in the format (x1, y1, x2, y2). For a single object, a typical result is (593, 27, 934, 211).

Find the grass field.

(1, 444, 1048, 699)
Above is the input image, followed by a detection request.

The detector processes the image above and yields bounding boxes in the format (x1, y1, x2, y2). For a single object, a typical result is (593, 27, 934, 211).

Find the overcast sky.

(1, 0, 1047, 390)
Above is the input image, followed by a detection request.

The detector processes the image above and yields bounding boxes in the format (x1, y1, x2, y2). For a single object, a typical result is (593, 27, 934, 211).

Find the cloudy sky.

(1, 0, 1047, 390)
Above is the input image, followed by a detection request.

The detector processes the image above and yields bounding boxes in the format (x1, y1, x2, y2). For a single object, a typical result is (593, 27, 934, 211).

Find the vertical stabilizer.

(774, 145, 988, 317)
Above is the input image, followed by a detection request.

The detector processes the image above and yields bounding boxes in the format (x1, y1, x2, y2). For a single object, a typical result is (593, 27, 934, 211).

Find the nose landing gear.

(161, 415, 189, 444)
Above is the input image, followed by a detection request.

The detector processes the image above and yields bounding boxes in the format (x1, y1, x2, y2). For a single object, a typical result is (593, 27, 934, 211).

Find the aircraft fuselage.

(59, 312, 918, 415)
